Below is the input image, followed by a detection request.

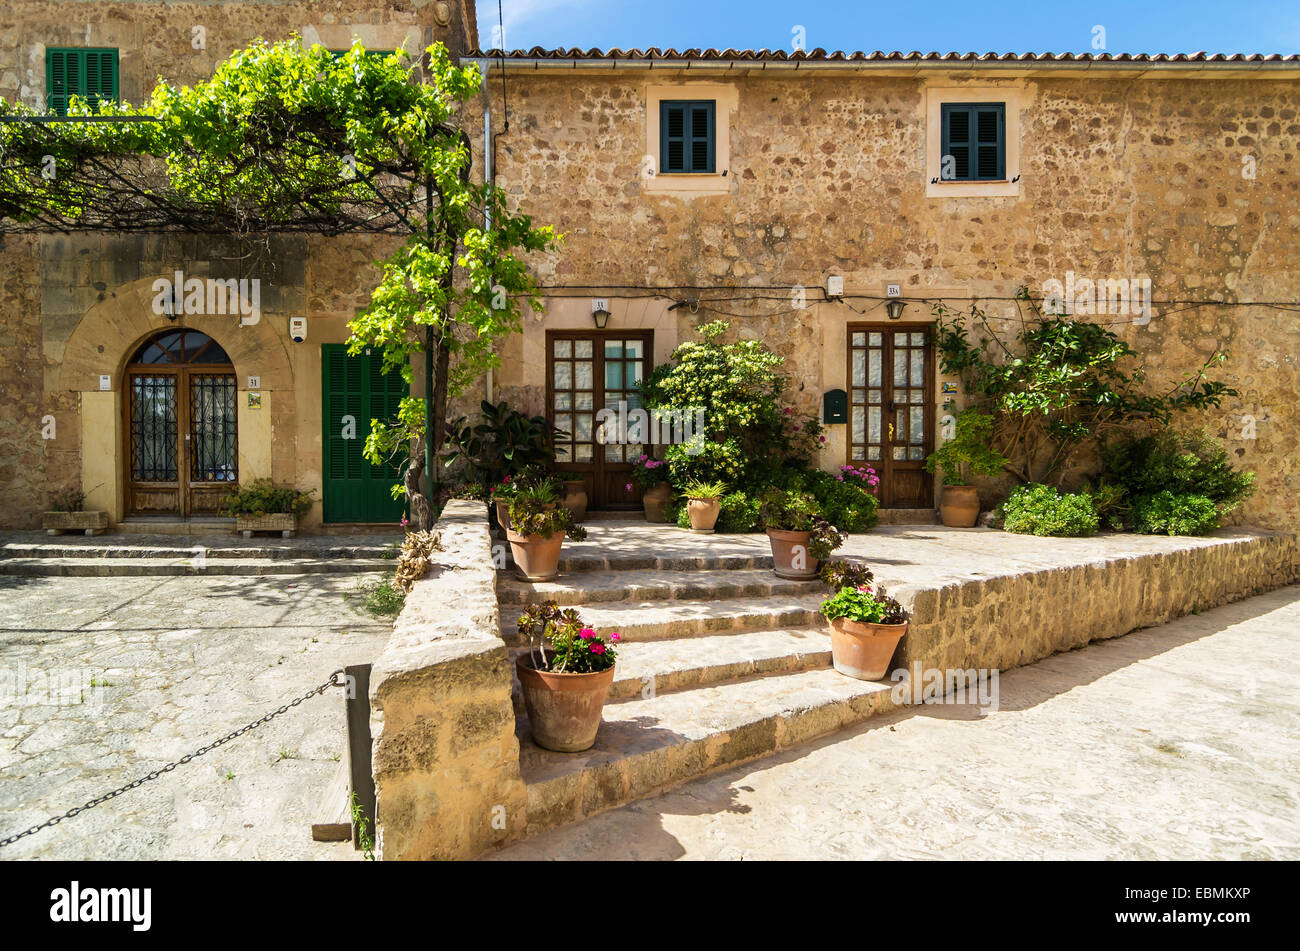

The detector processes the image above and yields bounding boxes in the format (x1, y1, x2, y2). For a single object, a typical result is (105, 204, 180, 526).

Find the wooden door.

(125, 330, 237, 517)
(846, 325, 935, 508)
(547, 331, 653, 510)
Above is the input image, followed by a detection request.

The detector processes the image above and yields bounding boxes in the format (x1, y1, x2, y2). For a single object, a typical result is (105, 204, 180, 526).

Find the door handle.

(888, 423, 895, 442)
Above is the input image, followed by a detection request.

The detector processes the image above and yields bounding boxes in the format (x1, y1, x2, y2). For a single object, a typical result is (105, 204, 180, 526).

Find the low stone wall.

(891, 529, 1299, 675)
(369, 500, 525, 860)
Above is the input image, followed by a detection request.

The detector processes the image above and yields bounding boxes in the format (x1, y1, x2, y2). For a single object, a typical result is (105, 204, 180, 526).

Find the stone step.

(0, 542, 394, 560)
(497, 567, 822, 606)
(498, 549, 777, 576)
(876, 508, 940, 525)
(0, 556, 392, 577)
(519, 666, 899, 835)
(499, 593, 825, 646)
(510, 626, 833, 707)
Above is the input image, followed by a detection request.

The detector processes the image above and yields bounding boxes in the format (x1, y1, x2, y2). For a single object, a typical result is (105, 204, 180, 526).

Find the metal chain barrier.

(0, 669, 346, 849)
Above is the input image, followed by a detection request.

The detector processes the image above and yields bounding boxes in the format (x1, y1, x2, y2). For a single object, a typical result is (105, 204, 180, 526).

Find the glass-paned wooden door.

(548, 331, 652, 510)
(847, 325, 934, 508)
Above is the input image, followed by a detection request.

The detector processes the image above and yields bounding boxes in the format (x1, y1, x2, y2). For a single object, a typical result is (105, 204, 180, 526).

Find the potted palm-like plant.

(758, 488, 846, 579)
(506, 488, 587, 581)
(516, 601, 621, 752)
(819, 579, 909, 681)
(924, 410, 1008, 527)
(681, 480, 726, 533)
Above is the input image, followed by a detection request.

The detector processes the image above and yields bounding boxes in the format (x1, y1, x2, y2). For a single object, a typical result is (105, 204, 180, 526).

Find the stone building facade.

(1, 0, 1297, 532)
(1, 0, 476, 531)
(470, 49, 1300, 526)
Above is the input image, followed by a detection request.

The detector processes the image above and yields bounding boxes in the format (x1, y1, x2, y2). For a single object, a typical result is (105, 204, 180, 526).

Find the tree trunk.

(404, 433, 432, 531)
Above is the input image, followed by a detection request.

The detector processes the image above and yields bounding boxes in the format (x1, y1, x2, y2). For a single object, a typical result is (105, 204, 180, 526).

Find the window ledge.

(642, 172, 733, 196)
(925, 178, 1020, 199)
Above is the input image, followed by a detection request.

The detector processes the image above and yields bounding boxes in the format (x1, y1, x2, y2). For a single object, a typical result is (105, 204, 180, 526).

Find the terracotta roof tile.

(466, 47, 1300, 65)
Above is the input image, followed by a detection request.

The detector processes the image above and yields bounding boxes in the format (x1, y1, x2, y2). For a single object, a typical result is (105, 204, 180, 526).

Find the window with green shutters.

(659, 100, 716, 174)
(46, 48, 119, 115)
(321, 345, 409, 523)
(940, 103, 1006, 181)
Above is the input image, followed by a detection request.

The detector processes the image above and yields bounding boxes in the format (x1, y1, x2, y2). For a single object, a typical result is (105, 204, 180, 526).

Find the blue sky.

(481, 0, 1300, 55)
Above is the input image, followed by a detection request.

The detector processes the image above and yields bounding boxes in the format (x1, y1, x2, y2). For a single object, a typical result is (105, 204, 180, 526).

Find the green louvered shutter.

(941, 103, 1005, 181)
(322, 345, 409, 523)
(47, 48, 118, 115)
(660, 100, 715, 173)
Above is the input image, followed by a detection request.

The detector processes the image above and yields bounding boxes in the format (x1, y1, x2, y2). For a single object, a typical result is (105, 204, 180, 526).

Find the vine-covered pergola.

(0, 38, 557, 529)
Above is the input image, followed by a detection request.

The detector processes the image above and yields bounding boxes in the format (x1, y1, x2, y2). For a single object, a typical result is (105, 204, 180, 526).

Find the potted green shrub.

(222, 479, 317, 537)
(489, 466, 561, 532)
(41, 487, 109, 536)
(758, 488, 846, 579)
(515, 601, 621, 752)
(631, 453, 672, 522)
(819, 582, 909, 681)
(506, 489, 587, 581)
(924, 410, 1008, 527)
(681, 480, 726, 533)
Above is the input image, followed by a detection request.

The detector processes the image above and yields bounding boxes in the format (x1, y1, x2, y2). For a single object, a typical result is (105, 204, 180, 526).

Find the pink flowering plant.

(838, 464, 881, 493)
(630, 453, 671, 489)
(517, 601, 620, 674)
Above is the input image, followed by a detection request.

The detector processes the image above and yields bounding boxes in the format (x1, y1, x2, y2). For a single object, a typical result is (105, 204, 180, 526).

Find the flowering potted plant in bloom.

(490, 466, 562, 532)
(516, 601, 621, 752)
(819, 575, 908, 681)
(506, 488, 587, 581)
(681, 480, 726, 533)
(758, 488, 846, 579)
(837, 463, 880, 492)
(630, 453, 672, 522)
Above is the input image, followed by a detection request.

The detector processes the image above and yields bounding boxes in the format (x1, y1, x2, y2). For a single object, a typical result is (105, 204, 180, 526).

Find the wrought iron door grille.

(189, 374, 238, 483)
(130, 375, 178, 481)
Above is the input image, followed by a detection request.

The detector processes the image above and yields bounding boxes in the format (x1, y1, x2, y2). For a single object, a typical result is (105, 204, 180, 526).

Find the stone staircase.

(495, 546, 900, 835)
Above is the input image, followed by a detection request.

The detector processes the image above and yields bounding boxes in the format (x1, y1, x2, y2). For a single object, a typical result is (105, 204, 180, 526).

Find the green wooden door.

(321, 345, 409, 523)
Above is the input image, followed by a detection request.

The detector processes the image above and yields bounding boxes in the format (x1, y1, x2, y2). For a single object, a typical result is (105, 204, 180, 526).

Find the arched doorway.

(124, 330, 238, 518)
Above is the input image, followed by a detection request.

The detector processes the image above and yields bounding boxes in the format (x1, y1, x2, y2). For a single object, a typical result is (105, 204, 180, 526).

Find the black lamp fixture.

(885, 298, 906, 321)
(592, 305, 611, 329)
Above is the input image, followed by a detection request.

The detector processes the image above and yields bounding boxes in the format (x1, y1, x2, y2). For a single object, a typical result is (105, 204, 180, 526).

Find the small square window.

(660, 100, 715, 174)
(46, 48, 119, 116)
(940, 103, 1005, 182)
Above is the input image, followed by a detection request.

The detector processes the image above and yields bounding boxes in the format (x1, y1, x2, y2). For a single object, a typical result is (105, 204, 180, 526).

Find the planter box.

(235, 513, 297, 538)
(42, 511, 110, 536)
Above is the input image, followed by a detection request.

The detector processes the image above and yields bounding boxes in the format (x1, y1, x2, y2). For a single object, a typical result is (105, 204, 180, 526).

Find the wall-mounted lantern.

(885, 298, 907, 321)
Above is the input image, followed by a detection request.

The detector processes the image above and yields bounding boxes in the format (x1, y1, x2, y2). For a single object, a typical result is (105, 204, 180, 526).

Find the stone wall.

(369, 499, 526, 860)
(482, 65, 1300, 529)
(0, 236, 45, 527)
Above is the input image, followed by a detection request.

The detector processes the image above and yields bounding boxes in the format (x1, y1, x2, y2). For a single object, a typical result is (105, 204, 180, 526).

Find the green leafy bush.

(442, 400, 564, 486)
(223, 479, 316, 518)
(799, 468, 880, 533)
(1102, 429, 1254, 514)
(924, 410, 1008, 485)
(1001, 484, 1099, 537)
(819, 585, 908, 624)
(1130, 491, 1220, 536)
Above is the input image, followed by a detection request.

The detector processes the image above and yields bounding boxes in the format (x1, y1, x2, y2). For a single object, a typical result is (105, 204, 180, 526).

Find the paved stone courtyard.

(0, 572, 392, 860)
(490, 585, 1300, 861)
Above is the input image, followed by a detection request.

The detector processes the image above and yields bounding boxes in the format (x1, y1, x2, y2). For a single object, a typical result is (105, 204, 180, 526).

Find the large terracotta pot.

(562, 480, 588, 522)
(494, 499, 512, 532)
(517, 652, 616, 752)
(506, 529, 564, 581)
(686, 498, 721, 533)
(642, 481, 671, 523)
(828, 617, 908, 681)
(766, 527, 819, 579)
(939, 485, 981, 527)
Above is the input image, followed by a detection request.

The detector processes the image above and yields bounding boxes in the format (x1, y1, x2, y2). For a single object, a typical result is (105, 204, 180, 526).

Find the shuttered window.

(940, 103, 1005, 181)
(46, 48, 119, 115)
(660, 100, 715, 174)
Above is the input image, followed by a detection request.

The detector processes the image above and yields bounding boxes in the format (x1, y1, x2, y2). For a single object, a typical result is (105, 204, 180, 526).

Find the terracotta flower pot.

(506, 529, 565, 581)
(517, 653, 616, 752)
(766, 527, 819, 579)
(939, 484, 981, 527)
(494, 499, 512, 532)
(828, 617, 908, 681)
(562, 480, 588, 522)
(642, 481, 671, 523)
(686, 497, 721, 533)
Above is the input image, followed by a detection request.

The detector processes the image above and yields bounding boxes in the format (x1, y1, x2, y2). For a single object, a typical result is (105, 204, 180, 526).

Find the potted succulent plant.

(515, 601, 621, 752)
(489, 467, 561, 533)
(924, 410, 1008, 528)
(681, 480, 726, 533)
(41, 487, 110, 536)
(819, 576, 909, 682)
(758, 488, 846, 579)
(506, 489, 587, 581)
(631, 453, 672, 522)
(222, 479, 317, 537)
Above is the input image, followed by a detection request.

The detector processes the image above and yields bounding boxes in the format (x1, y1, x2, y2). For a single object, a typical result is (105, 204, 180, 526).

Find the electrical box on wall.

(823, 388, 847, 424)
(289, 316, 307, 343)
(826, 276, 844, 298)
